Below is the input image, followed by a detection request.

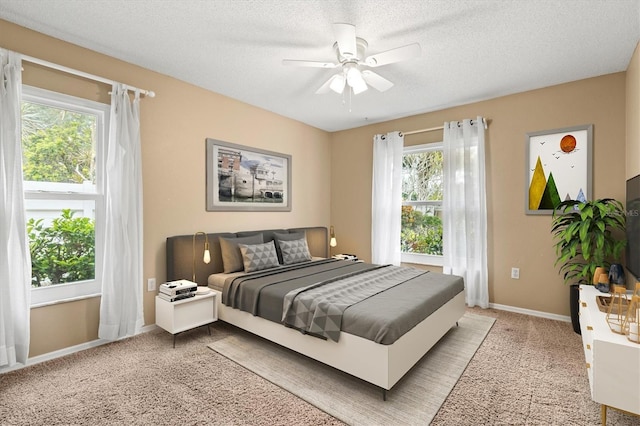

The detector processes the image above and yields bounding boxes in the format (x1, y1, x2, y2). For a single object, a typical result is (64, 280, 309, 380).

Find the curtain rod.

(403, 117, 488, 136)
(20, 54, 155, 98)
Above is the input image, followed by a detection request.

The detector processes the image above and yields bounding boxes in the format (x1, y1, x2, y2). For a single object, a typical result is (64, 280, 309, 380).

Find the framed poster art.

(206, 138, 291, 212)
(525, 124, 592, 215)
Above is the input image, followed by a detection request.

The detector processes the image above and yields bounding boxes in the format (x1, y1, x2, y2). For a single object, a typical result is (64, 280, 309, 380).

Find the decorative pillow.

(239, 241, 280, 273)
(274, 231, 306, 264)
(279, 238, 312, 265)
(219, 234, 263, 273)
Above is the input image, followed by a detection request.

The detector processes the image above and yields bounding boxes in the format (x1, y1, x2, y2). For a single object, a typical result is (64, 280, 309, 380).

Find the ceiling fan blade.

(333, 23, 357, 59)
(282, 59, 338, 68)
(364, 43, 421, 67)
(316, 74, 345, 94)
(361, 70, 394, 92)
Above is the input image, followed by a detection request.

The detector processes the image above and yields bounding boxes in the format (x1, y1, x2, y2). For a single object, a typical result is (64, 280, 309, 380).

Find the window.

(22, 86, 109, 306)
(401, 143, 443, 266)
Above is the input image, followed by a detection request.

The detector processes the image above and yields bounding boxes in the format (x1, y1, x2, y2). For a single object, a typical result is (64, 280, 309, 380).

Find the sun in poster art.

(560, 134, 577, 153)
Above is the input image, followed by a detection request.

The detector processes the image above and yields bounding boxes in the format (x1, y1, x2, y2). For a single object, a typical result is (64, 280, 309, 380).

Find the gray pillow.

(239, 241, 280, 273)
(219, 234, 263, 273)
(279, 238, 312, 265)
(274, 231, 305, 264)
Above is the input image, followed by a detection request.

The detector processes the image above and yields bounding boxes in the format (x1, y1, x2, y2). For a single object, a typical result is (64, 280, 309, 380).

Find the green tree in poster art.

(539, 172, 561, 209)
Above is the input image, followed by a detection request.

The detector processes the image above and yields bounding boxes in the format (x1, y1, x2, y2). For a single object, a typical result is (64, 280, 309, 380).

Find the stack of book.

(158, 280, 197, 302)
(332, 254, 358, 261)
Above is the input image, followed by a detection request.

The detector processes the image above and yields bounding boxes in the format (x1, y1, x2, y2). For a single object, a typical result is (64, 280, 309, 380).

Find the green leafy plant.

(21, 101, 96, 184)
(401, 205, 443, 255)
(551, 198, 626, 284)
(27, 209, 95, 287)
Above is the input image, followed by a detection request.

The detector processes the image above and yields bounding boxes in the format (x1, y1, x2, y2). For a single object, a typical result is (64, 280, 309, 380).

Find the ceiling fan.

(283, 23, 421, 95)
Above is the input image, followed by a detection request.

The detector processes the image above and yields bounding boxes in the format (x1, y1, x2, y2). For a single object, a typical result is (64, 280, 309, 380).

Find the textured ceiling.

(0, 0, 638, 132)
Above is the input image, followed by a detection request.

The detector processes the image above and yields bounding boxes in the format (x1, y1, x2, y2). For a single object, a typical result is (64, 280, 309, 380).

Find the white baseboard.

(0, 324, 157, 375)
(489, 303, 571, 323)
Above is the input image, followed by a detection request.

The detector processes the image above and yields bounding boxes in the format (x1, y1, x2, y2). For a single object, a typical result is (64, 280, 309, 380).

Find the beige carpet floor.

(208, 313, 494, 425)
(0, 323, 342, 426)
(432, 308, 639, 426)
(1, 307, 638, 425)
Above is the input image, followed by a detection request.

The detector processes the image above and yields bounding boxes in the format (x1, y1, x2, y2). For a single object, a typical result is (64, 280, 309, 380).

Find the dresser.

(578, 285, 640, 424)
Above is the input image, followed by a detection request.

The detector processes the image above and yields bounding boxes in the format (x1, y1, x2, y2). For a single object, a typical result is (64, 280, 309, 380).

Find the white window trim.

(401, 142, 444, 267)
(401, 252, 444, 267)
(403, 141, 442, 154)
(23, 85, 109, 306)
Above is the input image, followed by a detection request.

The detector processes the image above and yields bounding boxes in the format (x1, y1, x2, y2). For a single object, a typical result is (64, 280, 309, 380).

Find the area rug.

(208, 313, 495, 425)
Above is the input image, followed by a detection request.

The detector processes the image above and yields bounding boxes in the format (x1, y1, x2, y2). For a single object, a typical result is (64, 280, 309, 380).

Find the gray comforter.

(222, 259, 464, 345)
(282, 265, 426, 342)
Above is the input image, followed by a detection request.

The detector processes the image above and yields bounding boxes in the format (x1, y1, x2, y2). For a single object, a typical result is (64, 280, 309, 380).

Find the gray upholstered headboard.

(166, 227, 328, 286)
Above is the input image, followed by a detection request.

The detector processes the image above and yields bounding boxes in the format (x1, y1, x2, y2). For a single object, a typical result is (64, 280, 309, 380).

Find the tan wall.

(627, 42, 640, 179)
(331, 73, 627, 317)
(1, 20, 331, 357)
(30, 297, 101, 356)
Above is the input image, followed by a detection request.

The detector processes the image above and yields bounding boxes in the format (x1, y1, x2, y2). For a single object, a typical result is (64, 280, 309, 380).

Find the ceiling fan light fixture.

(350, 79, 368, 95)
(329, 74, 346, 94)
(346, 65, 367, 94)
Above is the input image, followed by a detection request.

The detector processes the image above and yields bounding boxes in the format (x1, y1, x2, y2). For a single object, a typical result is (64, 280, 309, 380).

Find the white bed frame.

(213, 288, 466, 395)
(166, 228, 465, 396)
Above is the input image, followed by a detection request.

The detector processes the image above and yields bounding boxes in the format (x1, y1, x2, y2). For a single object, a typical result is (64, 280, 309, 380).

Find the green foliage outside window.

(402, 150, 443, 202)
(22, 100, 98, 288)
(27, 209, 95, 288)
(22, 101, 96, 184)
(401, 205, 443, 255)
(401, 149, 444, 256)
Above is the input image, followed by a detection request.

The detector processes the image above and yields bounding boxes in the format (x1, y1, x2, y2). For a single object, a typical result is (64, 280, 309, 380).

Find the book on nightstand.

(158, 279, 197, 302)
(332, 254, 358, 261)
(157, 292, 195, 302)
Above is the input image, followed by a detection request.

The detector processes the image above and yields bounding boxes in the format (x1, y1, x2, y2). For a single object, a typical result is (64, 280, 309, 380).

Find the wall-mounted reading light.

(330, 226, 337, 256)
(192, 232, 211, 286)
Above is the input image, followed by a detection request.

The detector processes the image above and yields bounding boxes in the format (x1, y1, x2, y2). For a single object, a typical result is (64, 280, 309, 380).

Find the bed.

(166, 226, 465, 398)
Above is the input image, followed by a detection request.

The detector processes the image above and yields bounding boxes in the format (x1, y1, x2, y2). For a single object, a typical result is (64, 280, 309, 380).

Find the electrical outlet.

(511, 268, 520, 279)
(147, 278, 156, 292)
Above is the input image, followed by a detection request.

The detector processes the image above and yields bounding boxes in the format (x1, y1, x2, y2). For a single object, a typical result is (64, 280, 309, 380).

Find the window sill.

(31, 293, 101, 309)
(400, 252, 443, 266)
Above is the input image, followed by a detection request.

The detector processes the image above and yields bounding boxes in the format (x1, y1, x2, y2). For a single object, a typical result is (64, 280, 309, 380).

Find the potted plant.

(551, 198, 626, 334)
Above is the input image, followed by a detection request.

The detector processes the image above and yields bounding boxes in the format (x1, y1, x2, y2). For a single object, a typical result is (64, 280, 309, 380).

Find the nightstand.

(155, 291, 218, 347)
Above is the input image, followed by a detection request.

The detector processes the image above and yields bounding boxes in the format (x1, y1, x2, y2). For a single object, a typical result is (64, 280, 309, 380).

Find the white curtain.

(442, 117, 488, 308)
(0, 50, 31, 366)
(98, 84, 144, 340)
(371, 131, 403, 265)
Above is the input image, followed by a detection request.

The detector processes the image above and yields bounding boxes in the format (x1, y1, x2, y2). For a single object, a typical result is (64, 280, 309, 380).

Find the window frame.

(22, 85, 109, 307)
(401, 142, 444, 267)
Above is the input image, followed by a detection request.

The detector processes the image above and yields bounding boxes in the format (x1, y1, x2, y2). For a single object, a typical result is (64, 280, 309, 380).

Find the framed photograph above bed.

(525, 124, 592, 215)
(206, 138, 292, 212)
